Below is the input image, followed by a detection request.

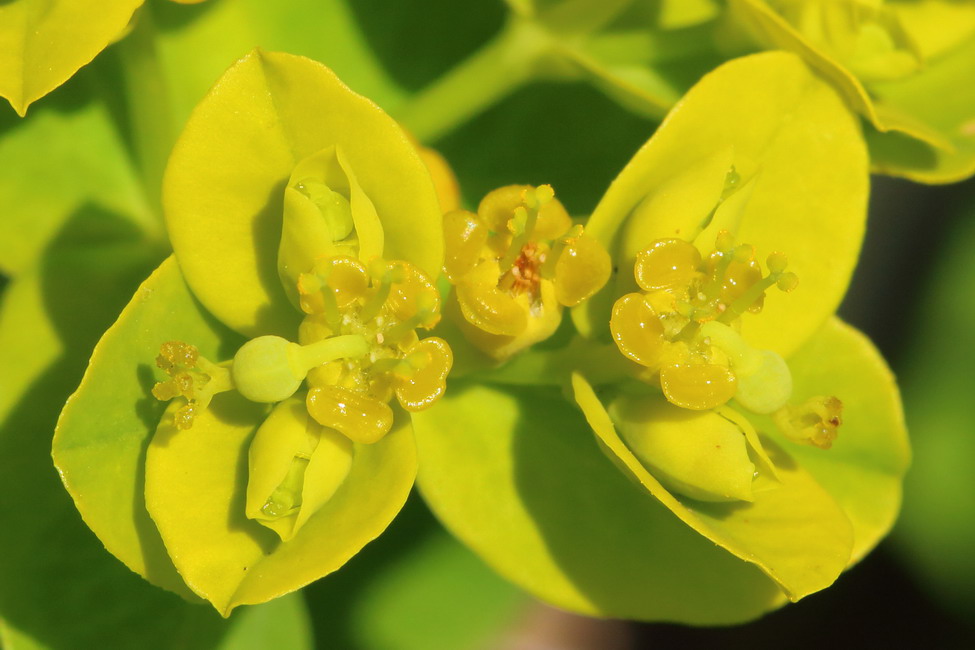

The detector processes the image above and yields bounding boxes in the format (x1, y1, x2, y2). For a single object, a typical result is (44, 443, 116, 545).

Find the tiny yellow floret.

(444, 184, 611, 359)
(152, 255, 452, 442)
(611, 231, 798, 413)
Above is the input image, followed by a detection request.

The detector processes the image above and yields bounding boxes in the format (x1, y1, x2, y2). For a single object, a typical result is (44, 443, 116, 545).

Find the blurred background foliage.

(0, 0, 973, 648)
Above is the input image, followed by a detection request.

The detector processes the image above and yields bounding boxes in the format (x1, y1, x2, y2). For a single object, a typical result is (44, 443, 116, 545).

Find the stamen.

(152, 341, 234, 430)
(718, 251, 797, 324)
(499, 185, 552, 272)
(773, 396, 842, 450)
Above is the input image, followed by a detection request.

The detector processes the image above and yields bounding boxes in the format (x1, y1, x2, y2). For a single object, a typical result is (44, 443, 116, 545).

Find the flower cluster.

(52, 46, 909, 626)
(443, 184, 610, 359)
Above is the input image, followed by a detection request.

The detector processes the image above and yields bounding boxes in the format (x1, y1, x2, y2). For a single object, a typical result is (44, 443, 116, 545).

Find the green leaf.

(414, 381, 792, 624)
(582, 51, 868, 358)
(0, 0, 143, 115)
(0, 96, 157, 275)
(347, 530, 526, 650)
(144, 392, 417, 615)
(2, 0, 404, 277)
(163, 50, 442, 338)
(890, 0, 975, 61)
(866, 35, 975, 184)
(729, 0, 975, 183)
(753, 317, 909, 565)
(149, 0, 407, 126)
(727, 0, 902, 133)
(302, 493, 527, 650)
(0, 216, 231, 650)
(53, 256, 242, 599)
(572, 373, 853, 601)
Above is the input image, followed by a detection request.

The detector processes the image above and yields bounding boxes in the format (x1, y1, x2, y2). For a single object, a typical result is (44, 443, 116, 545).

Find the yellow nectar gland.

(152, 256, 452, 443)
(297, 256, 452, 444)
(443, 184, 611, 359)
(611, 232, 800, 413)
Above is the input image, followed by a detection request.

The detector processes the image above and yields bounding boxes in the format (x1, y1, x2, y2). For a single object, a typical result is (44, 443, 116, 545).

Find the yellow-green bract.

(53, 50, 442, 615)
(0, 0, 143, 116)
(729, 0, 975, 183)
(413, 52, 909, 624)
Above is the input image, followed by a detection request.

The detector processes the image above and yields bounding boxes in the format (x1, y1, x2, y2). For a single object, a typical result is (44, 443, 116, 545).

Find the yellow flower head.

(444, 184, 611, 360)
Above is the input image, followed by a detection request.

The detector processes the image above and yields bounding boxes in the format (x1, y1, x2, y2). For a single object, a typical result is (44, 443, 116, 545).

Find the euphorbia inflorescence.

(610, 230, 842, 449)
(297, 255, 451, 443)
(152, 255, 451, 444)
(443, 184, 611, 360)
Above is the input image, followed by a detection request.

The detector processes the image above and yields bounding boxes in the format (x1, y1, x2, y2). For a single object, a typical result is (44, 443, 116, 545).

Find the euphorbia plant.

(50, 44, 909, 627)
(412, 51, 909, 624)
(53, 49, 448, 615)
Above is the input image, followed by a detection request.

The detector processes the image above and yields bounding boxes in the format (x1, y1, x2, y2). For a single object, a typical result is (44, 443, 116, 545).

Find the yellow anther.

(774, 396, 843, 450)
(766, 251, 789, 274)
(173, 403, 199, 431)
(715, 230, 736, 254)
(713, 254, 763, 313)
(511, 206, 530, 232)
(158, 340, 198, 369)
(777, 272, 799, 292)
(732, 244, 754, 264)
(534, 184, 555, 204)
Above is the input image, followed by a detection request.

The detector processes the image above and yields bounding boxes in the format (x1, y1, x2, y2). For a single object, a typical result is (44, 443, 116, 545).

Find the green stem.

(395, 18, 553, 143)
(478, 339, 633, 387)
